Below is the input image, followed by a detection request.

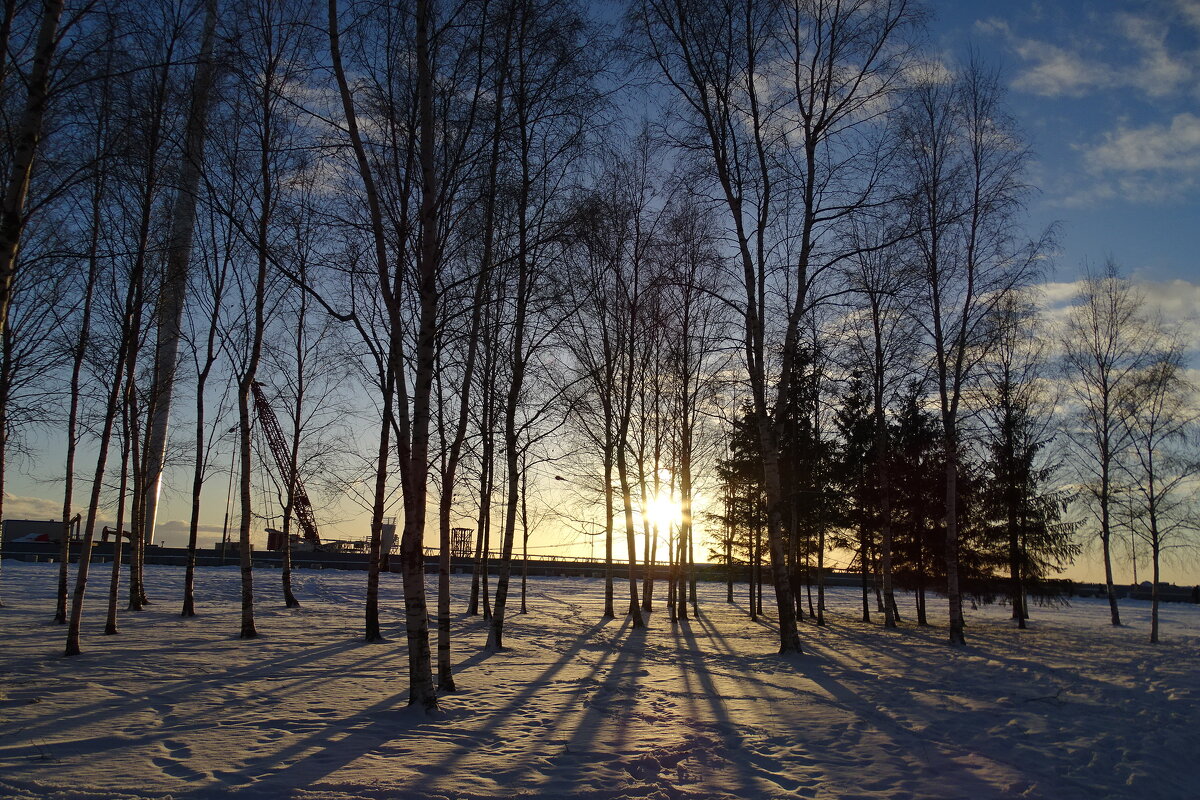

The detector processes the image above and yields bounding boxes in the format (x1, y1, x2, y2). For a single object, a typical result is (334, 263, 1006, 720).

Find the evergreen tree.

(713, 403, 767, 617)
(890, 383, 943, 625)
(777, 343, 836, 624)
(833, 372, 879, 623)
(980, 297, 1080, 627)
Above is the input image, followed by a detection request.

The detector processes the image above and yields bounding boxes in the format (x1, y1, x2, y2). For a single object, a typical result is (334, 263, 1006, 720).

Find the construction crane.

(250, 381, 321, 547)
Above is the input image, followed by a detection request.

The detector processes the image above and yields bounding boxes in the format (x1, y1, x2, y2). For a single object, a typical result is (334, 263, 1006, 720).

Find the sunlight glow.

(642, 494, 683, 531)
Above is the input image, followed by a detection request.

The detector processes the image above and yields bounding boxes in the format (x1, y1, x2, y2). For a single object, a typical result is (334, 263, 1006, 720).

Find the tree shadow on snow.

(177, 615, 626, 798)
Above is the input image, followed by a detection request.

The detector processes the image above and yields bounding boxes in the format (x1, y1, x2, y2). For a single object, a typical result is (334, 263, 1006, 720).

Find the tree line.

(1, 0, 1196, 712)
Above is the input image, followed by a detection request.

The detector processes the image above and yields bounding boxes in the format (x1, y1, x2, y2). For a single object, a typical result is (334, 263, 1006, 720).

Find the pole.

(219, 433, 236, 566)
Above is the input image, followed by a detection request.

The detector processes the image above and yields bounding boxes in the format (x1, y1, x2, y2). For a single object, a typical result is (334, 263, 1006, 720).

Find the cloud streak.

(978, 10, 1197, 99)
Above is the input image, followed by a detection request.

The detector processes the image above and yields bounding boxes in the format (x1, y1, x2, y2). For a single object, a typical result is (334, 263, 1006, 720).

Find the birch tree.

(631, 0, 919, 653)
(1060, 263, 1157, 627)
(1119, 331, 1198, 643)
(902, 60, 1042, 645)
(139, 0, 220, 564)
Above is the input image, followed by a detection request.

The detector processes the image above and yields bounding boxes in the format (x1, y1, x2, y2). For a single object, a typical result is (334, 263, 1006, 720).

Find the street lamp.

(219, 425, 238, 566)
(555, 475, 604, 563)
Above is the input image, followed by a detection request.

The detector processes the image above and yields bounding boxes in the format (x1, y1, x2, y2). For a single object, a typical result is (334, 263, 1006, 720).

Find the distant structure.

(382, 517, 398, 553)
(451, 527, 473, 559)
(251, 381, 321, 548)
(1, 518, 75, 546)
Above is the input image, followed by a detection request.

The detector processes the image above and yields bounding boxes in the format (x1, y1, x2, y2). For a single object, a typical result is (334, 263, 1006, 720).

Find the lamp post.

(218, 426, 238, 566)
(555, 477, 603, 562)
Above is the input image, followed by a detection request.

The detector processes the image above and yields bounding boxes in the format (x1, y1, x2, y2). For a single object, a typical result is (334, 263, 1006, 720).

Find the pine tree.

(777, 344, 836, 625)
(890, 384, 943, 625)
(833, 373, 879, 623)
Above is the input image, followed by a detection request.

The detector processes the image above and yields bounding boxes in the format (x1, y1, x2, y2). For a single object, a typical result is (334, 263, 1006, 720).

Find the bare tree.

(181, 202, 235, 617)
(561, 146, 667, 628)
(0, 0, 67, 603)
(631, 0, 920, 654)
(139, 0, 221, 566)
(979, 293, 1078, 629)
(431, 0, 514, 684)
(104, 364, 138, 635)
(902, 60, 1042, 645)
(658, 197, 729, 622)
(1060, 263, 1158, 627)
(324, 0, 402, 640)
(1119, 330, 1198, 643)
(217, 0, 319, 638)
(65, 195, 152, 655)
(843, 217, 919, 629)
(55, 72, 117, 622)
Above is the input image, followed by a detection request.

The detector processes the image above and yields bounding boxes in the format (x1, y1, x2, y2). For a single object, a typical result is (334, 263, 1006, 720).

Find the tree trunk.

(237, 383, 257, 639)
(688, 516, 697, 617)
(725, 491, 733, 603)
(872, 341, 897, 628)
(615, 446, 644, 628)
(748, 522, 756, 622)
(280, 510, 299, 608)
(520, 461, 528, 614)
(140, 0, 221, 554)
(666, 523, 677, 620)
(603, 449, 616, 618)
(1010, 521, 1024, 629)
(0, 4, 65, 602)
(756, 418, 803, 652)
(3, 0, 61, 606)
(861, 527, 870, 624)
(944, 453, 966, 645)
(105, 393, 134, 635)
(65, 323, 132, 655)
(57, 198, 102, 623)
(1150, 539, 1160, 644)
(364, 381, 392, 642)
(181, 382, 205, 617)
(397, 0, 442, 713)
(754, 521, 763, 616)
(1099, 470, 1121, 626)
(816, 526, 826, 626)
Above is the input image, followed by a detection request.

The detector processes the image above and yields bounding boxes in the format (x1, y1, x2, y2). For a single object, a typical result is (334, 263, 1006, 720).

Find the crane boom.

(250, 381, 321, 546)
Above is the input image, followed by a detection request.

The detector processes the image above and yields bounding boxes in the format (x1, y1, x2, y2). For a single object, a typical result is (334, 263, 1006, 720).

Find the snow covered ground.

(0, 561, 1197, 800)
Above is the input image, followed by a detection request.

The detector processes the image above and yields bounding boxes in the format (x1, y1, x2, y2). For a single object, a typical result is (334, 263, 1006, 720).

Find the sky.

(933, 0, 1200, 286)
(4, 0, 1199, 587)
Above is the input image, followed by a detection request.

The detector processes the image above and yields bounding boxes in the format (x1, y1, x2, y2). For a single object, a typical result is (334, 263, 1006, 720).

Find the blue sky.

(932, 0, 1199, 285)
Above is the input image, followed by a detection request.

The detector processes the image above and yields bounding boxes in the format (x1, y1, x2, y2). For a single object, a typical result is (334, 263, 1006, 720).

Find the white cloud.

(1034, 280, 1082, 308)
(978, 9, 1197, 99)
(1137, 277, 1200, 334)
(1086, 113, 1200, 172)
(1175, 0, 1200, 30)
(1010, 38, 1110, 97)
(2, 492, 61, 520)
(1035, 277, 1200, 361)
(1064, 113, 1200, 204)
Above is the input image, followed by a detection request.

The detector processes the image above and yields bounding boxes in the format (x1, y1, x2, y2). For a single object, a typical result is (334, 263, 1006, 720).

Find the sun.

(642, 494, 682, 530)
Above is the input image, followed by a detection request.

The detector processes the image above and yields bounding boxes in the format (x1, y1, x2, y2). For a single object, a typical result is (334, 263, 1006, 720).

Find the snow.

(0, 562, 1197, 799)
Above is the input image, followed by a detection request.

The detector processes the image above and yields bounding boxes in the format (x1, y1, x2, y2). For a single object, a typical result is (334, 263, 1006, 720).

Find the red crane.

(250, 381, 321, 546)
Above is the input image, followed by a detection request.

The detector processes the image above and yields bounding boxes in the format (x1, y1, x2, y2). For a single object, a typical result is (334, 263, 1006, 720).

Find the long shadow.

(475, 618, 642, 793)
(777, 626, 1096, 799)
(177, 685, 415, 798)
(215, 615, 617, 798)
(6, 632, 381, 744)
(690, 605, 1025, 798)
(669, 617, 764, 799)
(411, 615, 621, 776)
(174, 630, 499, 797)
(564, 619, 646, 757)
